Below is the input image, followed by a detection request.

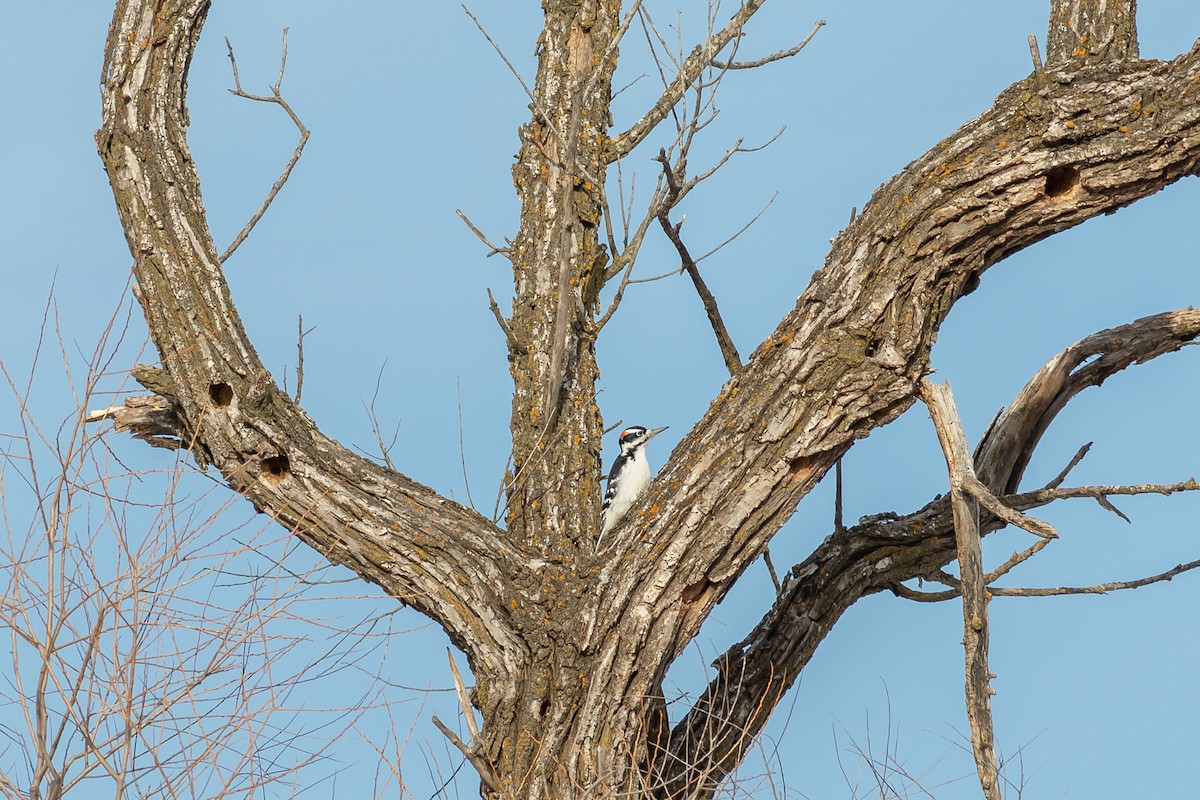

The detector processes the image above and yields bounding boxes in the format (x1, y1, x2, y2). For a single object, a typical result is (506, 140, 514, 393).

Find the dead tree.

(93, 0, 1200, 797)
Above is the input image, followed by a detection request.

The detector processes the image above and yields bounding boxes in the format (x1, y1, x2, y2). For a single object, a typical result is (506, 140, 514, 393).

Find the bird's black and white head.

(616, 425, 667, 457)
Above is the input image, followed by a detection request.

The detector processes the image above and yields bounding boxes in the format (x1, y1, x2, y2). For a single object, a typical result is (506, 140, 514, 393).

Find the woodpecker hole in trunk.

(260, 454, 291, 483)
(208, 382, 234, 407)
(1044, 165, 1080, 198)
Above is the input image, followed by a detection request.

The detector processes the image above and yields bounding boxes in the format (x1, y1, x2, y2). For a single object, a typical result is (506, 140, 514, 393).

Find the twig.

(456, 209, 511, 258)
(446, 649, 480, 742)
(221, 30, 310, 263)
(1043, 442, 1092, 490)
(456, 379, 476, 511)
(486, 288, 527, 355)
(294, 314, 315, 403)
(834, 457, 844, 534)
(1006, 479, 1200, 511)
(360, 364, 400, 471)
(611, 0, 777, 159)
(710, 19, 826, 69)
(461, 5, 535, 105)
(431, 716, 499, 792)
(695, 192, 777, 263)
(991, 558, 1200, 596)
(963, 474, 1058, 540)
(1028, 33, 1044, 73)
(652, 150, 741, 375)
(895, 556, 1200, 602)
(920, 379, 1002, 800)
(762, 548, 782, 594)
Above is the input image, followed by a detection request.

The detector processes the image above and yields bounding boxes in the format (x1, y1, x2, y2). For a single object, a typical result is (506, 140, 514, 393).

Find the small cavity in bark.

(260, 454, 291, 483)
(208, 382, 234, 407)
(1044, 165, 1081, 198)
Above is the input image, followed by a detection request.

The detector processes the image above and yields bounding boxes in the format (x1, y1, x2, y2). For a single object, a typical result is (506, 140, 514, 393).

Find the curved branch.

(650, 307, 1200, 793)
(612, 44, 1200, 654)
(95, 0, 522, 672)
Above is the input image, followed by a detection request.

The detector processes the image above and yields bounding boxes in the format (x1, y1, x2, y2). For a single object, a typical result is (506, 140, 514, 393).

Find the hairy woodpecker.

(599, 425, 668, 545)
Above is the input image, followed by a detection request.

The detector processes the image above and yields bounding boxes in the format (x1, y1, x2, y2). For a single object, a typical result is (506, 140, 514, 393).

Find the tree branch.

(920, 379, 1001, 800)
(652, 150, 742, 375)
(220, 30, 310, 264)
(710, 18, 825, 70)
(609, 0, 775, 160)
(651, 308, 1200, 794)
(96, 0, 522, 675)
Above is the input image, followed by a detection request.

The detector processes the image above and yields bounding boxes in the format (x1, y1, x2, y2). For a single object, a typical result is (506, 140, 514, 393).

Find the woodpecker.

(599, 425, 668, 546)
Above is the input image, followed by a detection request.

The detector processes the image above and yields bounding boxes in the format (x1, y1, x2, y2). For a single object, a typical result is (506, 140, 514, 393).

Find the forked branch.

(610, 1, 821, 159)
(221, 30, 311, 263)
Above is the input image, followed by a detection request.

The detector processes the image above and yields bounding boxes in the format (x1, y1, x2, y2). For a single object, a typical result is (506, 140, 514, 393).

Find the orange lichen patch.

(998, 139, 1008, 147)
(769, 330, 794, 348)
(648, 503, 661, 515)
(1065, 120, 1076, 129)
(1120, 125, 1130, 134)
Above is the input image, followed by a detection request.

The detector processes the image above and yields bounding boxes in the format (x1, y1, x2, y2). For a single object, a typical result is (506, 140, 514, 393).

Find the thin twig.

(695, 192, 777, 263)
(895, 556, 1200, 602)
(710, 19, 826, 69)
(456, 209, 511, 259)
(834, 457, 844, 534)
(446, 649, 480, 742)
(221, 30, 311, 263)
(762, 548, 782, 594)
(431, 716, 499, 792)
(611, 0, 778, 159)
(461, 5, 535, 104)
(653, 150, 741, 375)
(456, 379, 477, 511)
(294, 314, 315, 403)
(486, 288, 527, 355)
(1006, 479, 1200, 511)
(1043, 442, 1092, 490)
(359, 364, 400, 471)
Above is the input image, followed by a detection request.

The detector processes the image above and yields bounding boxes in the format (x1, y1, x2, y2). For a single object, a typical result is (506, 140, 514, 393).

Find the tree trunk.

(93, 1, 1200, 798)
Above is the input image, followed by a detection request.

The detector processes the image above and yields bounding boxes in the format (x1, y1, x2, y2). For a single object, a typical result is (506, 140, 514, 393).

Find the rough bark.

(651, 308, 1200, 795)
(93, 0, 1200, 798)
(1048, 0, 1139, 65)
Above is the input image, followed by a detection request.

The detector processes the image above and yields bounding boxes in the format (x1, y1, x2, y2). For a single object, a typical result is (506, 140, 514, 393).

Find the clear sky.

(3, 2, 1200, 798)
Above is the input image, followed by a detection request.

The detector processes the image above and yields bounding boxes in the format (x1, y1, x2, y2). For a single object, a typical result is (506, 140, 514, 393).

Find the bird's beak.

(646, 426, 668, 439)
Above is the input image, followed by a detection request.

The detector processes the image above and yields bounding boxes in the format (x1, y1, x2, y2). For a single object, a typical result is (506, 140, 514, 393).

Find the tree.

(67, 0, 1200, 797)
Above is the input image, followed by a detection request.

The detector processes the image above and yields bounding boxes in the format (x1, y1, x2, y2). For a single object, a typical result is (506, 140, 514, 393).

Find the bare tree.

(85, 0, 1200, 798)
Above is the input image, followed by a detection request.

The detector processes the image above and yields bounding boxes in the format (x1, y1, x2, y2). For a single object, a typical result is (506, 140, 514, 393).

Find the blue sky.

(3, 2, 1200, 798)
